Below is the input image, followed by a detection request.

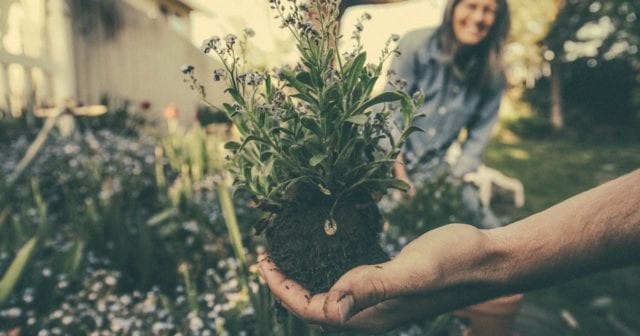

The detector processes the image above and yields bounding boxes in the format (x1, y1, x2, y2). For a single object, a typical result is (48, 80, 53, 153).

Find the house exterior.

(0, 0, 224, 126)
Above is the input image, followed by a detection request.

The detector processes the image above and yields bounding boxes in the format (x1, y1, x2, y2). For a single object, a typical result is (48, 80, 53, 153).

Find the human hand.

(393, 156, 415, 199)
(258, 224, 493, 334)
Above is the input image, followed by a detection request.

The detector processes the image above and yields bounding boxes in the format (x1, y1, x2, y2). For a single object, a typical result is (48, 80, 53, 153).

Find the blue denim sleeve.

(451, 83, 503, 177)
(387, 29, 436, 121)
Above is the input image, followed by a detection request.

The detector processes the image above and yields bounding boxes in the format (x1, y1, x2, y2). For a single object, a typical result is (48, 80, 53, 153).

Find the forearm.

(480, 169, 640, 292)
(261, 169, 640, 333)
(394, 169, 640, 320)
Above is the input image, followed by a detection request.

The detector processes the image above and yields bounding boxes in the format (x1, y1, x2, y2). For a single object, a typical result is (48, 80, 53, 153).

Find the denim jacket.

(387, 27, 504, 180)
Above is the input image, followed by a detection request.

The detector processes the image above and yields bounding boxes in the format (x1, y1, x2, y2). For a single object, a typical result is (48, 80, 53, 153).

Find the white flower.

(22, 292, 34, 303)
(62, 315, 73, 325)
(5, 307, 22, 318)
(105, 275, 117, 286)
(50, 309, 63, 319)
(189, 315, 204, 331)
(224, 34, 237, 47)
(243, 28, 255, 37)
(152, 322, 171, 333)
(91, 282, 103, 292)
(120, 294, 132, 306)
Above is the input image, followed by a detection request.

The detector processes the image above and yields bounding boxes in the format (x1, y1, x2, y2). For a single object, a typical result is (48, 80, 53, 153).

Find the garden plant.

(196, 0, 423, 294)
(0, 109, 268, 335)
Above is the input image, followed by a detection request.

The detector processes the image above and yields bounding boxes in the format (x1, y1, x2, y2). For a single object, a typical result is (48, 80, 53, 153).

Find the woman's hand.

(393, 154, 415, 198)
(258, 224, 492, 334)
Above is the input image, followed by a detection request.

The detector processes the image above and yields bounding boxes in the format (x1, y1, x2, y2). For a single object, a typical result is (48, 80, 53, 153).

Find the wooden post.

(47, 0, 76, 104)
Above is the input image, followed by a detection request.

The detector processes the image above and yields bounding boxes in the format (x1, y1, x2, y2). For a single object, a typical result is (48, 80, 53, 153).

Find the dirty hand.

(258, 224, 492, 334)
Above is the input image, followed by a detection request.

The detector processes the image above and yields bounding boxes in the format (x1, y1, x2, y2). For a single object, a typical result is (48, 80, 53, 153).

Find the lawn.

(485, 135, 640, 336)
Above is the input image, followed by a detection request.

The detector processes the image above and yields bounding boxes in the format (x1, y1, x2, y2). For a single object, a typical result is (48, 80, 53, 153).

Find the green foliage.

(523, 58, 640, 136)
(502, 114, 553, 139)
(200, 0, 421, 210)
(0, 114, 263, 334)
(0, 238, 37, 307)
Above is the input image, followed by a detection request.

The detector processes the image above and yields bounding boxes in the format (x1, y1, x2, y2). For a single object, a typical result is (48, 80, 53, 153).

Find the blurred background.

(0, 0, 639, 335)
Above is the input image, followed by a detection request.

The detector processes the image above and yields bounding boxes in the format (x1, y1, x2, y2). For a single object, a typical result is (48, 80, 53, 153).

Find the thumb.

(322, 263, 394, 325)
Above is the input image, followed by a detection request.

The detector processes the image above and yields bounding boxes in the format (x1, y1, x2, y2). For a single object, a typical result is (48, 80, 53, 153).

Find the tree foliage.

(508, 0, 640, 134)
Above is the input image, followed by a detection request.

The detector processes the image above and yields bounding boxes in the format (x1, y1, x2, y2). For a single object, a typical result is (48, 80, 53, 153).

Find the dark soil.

(264, 190, 389, 294)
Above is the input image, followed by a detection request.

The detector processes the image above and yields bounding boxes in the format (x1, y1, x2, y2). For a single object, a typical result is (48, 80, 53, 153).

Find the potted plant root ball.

(200, 0, 422, 295)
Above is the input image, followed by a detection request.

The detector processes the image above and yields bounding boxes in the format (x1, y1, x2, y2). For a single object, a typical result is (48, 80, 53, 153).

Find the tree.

(542, 0, 640, 131)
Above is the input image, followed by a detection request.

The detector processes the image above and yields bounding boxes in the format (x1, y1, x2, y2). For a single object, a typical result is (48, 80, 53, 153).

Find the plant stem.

(216, 174, 250, 291)
(4, 113, 60, 198)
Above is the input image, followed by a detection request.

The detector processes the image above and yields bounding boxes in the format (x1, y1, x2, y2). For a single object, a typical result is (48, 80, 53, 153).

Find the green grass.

(485, 135, 640, 335)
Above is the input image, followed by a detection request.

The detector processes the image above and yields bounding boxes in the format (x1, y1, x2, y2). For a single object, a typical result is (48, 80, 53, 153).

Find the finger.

(258, 256, 328, 323)
(322, 263, 393, 325)
(256, 252, 268, 263)
(312, 295, 433, 334)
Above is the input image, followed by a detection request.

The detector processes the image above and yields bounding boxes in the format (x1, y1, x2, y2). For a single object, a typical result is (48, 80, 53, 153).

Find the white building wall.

(72, 0, 226, 126)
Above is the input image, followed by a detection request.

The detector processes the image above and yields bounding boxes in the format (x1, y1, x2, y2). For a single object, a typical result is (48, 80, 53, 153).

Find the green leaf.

(66, 240, 85, 275)
(334, 138, 365, 172)
(224, 141, 241, 150)
(296, 72, 313, 86)
(301, 117, 322, 137)
(346, 52, 366, 89)
(265, 74, 273, 102)
(324, 49, 335, 69)
(268, 175, 316, 199)
(262, 158, 275, 177)
(243, 163, 253, 186)
(361, 75, 379, 98)
(225, 87, 245, 105)
(400, 94, 415, 127)
(345, 114, 369, 125)
(0, 237, 37, 306)
(291, 92, 319, 107)
(282, 70, 311, 96)
(239, 135, 271, 151)
(288, 144, 308, 164)
(344, 160, 396, 182)
(309, 154, 327, 167)
(260, 151, 274, 162)
(351, 177, 410, 193)
(353, 91, 403, 116)
(400, 126, 424, 143)
(269, 126, 295, 137)
(146, 208, 179, 226)
(222, 103, 237, 115)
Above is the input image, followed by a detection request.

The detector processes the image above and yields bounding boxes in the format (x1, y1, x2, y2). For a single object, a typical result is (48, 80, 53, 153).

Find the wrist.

(442, 226, 517, 294)
(478, 228, 515, 285)
(430, 225, 500, 288)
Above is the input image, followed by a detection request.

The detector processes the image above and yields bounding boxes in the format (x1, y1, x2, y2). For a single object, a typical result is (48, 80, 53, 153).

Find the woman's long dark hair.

(436, 0, 510, 90)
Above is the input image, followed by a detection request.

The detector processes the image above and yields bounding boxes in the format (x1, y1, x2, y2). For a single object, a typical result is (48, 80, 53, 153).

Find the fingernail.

(337, 294, 354, 325)
(257, 253, 269, 263)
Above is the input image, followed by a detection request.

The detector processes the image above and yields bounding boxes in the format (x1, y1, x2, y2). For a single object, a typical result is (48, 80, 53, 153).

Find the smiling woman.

(452, 0, 498, 45)
(388, 0, 511, 230)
